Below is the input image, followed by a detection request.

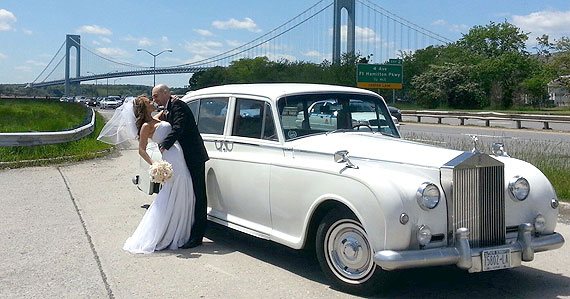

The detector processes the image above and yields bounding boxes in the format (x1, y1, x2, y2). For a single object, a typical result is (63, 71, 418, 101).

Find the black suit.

(160, 98, 209, 245)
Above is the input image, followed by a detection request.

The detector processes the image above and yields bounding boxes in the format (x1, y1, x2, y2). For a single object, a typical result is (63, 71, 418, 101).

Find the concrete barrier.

(403, 110, 570, 130)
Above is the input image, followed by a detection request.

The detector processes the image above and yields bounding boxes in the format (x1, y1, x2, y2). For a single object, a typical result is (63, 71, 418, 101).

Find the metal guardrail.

(0, 108, 96, 146)
(403, 110, 570, 130)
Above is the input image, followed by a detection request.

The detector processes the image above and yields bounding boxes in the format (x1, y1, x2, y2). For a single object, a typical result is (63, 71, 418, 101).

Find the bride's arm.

(138, 123, 154, 165)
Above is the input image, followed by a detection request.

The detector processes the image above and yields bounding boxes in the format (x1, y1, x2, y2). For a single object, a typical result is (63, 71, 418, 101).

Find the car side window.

(196, 98, 228, 135)
(188, 100, 199, 122)
(232, 98, 277, 141)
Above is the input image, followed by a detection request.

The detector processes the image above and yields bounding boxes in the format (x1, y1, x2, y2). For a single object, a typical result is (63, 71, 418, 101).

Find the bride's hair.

(133, 95, 152, 137)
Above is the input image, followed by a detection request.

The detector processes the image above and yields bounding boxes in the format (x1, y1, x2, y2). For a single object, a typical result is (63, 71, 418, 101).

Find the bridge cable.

(32, 40, 65, 83)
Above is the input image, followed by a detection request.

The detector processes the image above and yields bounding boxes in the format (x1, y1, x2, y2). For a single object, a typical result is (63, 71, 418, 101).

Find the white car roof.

(183, 83, 381, 103)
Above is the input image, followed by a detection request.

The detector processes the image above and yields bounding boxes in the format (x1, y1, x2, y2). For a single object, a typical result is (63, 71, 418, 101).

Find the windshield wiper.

(325, 129, 351, 135)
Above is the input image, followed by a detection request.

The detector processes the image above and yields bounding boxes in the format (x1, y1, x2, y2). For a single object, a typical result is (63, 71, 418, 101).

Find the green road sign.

(356, 63, 403, 89)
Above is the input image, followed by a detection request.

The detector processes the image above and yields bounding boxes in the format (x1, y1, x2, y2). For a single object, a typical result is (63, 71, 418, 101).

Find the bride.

(98, 95, 195, 253)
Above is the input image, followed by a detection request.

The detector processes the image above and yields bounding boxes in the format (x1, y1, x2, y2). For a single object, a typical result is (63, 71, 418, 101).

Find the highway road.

(0, 109, 568, 298)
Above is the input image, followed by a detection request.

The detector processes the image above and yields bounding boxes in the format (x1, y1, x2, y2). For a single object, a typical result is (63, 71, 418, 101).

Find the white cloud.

(0, 9, 16, 31)
(76, 25, 112, 36)
(432, 19, 447, 26)
(0, 52, 6, 59)
(432, 19, 468, 33)
(212, 17, 261, 33)
(183, 40, 223, 56)
(329, 25, 380, 43)
(303, 50, 321, 57)
(96, 47, 129, 58)
(22, 28, 32, 35)
(124, 35, 154, 47)
(512, 10, 570, 36)
(185, 55, 208, 64)
(226, 40, 242, 47)
(138, 37, 153, 47)
(15, 66, 32, 72)
(265, 53, 297, 62)
(25, 60, 45, 66)
(194, 29, 213, 36)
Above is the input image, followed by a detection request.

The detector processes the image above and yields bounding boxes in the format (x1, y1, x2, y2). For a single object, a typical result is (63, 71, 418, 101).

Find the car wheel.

(316, 209, 384, 295)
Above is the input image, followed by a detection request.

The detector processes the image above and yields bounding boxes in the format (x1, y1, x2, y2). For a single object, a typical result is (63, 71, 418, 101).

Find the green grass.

(0, 99, 87, 132)
(403, 132, 570, 202)
(0, 100, 113, 167)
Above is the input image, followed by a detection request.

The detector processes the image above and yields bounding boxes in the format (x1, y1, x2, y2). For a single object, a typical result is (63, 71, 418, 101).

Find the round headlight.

(508, 176, 530, 201)
(416, 183, 440, 210)
(417, 225, 432, 246)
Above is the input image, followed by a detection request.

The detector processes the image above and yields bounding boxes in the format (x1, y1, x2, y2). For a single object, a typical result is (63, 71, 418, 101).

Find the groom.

(152, 84, 209, 248)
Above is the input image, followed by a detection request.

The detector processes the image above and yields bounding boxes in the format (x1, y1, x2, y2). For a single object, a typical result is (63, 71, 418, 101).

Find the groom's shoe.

(183, 239, 202, 248)
(140, 204, 150, 209)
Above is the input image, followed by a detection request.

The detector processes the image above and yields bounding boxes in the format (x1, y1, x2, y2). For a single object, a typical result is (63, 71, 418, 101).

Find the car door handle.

(223, 140, 233, 152)
(214, 140, 224, 151)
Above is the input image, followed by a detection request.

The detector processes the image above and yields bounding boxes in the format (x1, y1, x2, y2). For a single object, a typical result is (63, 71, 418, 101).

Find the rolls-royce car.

(134, 83, 564, 294)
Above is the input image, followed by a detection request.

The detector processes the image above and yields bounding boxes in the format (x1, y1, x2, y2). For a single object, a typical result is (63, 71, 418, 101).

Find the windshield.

(278, 92, 400, 140)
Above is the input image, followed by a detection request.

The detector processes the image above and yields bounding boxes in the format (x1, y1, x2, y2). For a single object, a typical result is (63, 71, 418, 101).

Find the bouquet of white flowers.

(149, 160, 173, 184)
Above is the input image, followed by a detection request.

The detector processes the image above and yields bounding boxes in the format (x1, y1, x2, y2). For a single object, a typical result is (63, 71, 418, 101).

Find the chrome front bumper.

(374, 223, 565, 272)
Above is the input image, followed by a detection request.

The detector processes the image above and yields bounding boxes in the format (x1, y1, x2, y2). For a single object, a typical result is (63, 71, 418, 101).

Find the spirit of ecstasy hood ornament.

(470, 135, 480, 153)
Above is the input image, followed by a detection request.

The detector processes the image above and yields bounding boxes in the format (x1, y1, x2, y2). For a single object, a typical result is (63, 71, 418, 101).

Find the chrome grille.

(441, 152, 505, 248)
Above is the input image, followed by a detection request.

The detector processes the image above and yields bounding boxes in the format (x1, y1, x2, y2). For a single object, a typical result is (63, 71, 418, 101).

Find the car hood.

(288, 132, 463, 169)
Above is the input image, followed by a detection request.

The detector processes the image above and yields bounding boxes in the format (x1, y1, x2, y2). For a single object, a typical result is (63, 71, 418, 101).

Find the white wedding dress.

(123, 121, 195, 253)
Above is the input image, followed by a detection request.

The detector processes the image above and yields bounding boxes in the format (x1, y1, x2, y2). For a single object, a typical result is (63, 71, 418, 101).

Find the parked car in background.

(298, 98, 398, 131)
(85, 97, 97, 107)
(134, 83, 564, 295)
(388, 106, 402, 122)
(99, 96, 122, 109)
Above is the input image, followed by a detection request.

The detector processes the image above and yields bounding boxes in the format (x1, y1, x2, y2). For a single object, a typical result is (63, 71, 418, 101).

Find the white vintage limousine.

(136, 83, 564, 294)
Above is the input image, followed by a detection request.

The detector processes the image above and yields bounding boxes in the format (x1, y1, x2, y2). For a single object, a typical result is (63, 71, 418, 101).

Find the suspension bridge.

(28, 0, 452, 95)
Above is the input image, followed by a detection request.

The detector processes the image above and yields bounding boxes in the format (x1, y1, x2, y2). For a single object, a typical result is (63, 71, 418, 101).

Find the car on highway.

(99, 96, 122, 109)
(388, 105, 402, 122)
(134, 83, 564, 295)
(85, 97, 97, 107)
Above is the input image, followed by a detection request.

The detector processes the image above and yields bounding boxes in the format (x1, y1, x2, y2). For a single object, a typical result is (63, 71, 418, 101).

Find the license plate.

(482, 248, 511, 271)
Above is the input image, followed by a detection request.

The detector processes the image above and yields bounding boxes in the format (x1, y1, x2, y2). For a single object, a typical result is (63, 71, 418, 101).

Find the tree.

(411, 63, 485, 109)
(454, 21, 533, 108)
(456, 21, 529, 58)
(534, 34, 555, 60)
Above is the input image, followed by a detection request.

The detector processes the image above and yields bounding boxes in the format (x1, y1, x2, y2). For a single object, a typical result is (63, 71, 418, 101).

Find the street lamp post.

(86, 71, 98, 96)
(137, 48, 173, 87)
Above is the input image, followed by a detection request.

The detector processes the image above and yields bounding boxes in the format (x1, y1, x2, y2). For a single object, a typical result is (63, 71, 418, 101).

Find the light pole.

(137, 48, 173, 87)
(86, 71, 98, 96)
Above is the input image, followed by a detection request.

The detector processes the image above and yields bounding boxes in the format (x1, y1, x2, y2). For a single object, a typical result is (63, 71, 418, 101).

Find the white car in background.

(99, 96, 122, 109)
(134, 83, 564, 295)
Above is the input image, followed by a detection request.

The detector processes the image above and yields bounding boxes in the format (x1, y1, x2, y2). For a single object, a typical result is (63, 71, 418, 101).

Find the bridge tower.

(332, 0, 355, 64)
(65, 35, 81, 96)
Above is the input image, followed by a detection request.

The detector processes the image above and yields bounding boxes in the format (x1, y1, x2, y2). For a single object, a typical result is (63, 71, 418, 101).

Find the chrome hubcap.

(326, 219, 374, 282)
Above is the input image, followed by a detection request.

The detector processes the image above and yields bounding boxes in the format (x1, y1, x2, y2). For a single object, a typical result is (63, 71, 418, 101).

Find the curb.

(0, 148, 114, 169)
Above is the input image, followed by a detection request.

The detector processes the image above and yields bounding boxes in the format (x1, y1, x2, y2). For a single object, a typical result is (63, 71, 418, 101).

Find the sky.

(1, 0, 570, 88)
